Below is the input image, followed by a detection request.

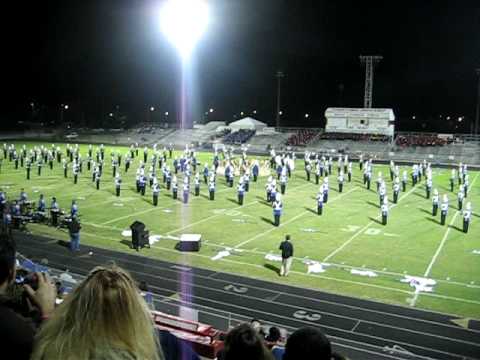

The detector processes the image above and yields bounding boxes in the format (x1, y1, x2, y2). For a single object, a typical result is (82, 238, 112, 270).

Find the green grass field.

(1, 141, 480, 319)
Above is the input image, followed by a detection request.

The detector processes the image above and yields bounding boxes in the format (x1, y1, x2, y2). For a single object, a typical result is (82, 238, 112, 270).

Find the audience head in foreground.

(223, 323, 273, 360)
(31, 264, 163, 360)
(284, 327, 345, 360)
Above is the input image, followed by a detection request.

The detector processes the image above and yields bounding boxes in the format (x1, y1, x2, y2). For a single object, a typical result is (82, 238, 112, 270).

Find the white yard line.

(82, 222, 125, 231)
(87, 181, 311, 231)
(411, 172, 480, 306)
(166, 200, 259, 235)
(149, 181, 312, 235)
(322, 183, 419, 262)
(234, 187, 358, 249)
(81, 198, 120, 210)
(101, 206, 167, 225)
(100, 185, 234, 226)
(202, 240, 480, 289)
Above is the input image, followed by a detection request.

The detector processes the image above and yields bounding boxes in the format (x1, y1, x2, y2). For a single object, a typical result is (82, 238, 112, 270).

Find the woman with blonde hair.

(31, 265, 163, 360)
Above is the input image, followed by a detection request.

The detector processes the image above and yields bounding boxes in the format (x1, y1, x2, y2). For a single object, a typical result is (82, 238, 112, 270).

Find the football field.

(1, 141, 480, 319)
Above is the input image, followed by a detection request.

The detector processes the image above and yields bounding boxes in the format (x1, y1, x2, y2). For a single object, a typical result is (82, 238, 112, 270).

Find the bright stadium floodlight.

(160, 0, 210, 61)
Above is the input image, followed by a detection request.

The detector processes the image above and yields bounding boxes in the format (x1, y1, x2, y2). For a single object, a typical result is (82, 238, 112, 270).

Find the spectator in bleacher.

(31, 264, 163, 360)
(0, 233, 57, 360)
(218, 323, 273, 360)
(264, 326, 285, 360)
(283, 327, 345, 360)
(250, 318, 266, 339)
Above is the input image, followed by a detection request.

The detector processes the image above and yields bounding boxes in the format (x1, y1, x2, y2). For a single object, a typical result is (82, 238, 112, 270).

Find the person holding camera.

(0, 234, 57, 360)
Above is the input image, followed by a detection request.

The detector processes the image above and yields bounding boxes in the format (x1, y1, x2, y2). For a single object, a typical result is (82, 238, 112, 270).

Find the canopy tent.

(228, 117, 267, 131)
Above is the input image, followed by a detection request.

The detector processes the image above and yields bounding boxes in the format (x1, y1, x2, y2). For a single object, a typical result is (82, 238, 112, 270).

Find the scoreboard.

(324, 108, 395, 136)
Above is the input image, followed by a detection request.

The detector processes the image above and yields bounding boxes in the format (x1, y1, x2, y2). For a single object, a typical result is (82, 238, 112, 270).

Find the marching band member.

(425, 176, 432, 199)
(323, 177, 329, 203)
(237, 182, 245, 205)
(463, 202, 472, 233)
(316, 186, 324, 215)
(338, 171, 344, 193)
(432, 189, 439, 216)
(272, 194, 283, 227)
(457, 187, 465, 211)
(440, 194, 449, 225)
(392, 180, 400, 204)
(208, 179, 216, 200)
(115, 173, 122, 197)
(381, 197, 389, 225)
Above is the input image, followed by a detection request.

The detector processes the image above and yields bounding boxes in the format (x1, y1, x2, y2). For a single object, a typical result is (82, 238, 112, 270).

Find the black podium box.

(130, 221, 149, 250)
(178, 234, 201, 252)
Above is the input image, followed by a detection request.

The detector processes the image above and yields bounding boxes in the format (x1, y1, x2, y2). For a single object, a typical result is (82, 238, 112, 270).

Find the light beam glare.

(160, 0, 210, 61)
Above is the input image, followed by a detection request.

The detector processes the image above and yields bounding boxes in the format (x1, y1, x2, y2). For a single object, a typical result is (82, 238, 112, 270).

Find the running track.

(16, 232, 480, 360)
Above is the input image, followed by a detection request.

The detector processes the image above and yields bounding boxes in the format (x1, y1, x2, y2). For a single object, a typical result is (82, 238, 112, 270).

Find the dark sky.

(3, 0, 480, 131)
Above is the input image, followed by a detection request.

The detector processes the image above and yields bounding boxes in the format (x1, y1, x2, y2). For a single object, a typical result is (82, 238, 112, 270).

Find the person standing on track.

(279, 235, 293, 277)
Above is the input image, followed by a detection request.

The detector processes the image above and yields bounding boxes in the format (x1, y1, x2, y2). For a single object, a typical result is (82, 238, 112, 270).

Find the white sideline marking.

(40, 231, 480, 321)
(202, 240, 480, 290)
(323, 183, 418, 262)
(411, 172, 479, 307)
(234, 187, 358, 249)
(82, 222, 124, 231)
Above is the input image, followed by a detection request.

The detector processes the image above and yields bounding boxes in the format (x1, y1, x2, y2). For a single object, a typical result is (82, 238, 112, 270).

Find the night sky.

(3, 0, 480, 132)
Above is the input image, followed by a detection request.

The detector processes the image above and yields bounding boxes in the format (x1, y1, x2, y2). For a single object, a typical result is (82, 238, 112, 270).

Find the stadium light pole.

(276, 71, 284, 129)
(60, 104, 68, 123)
(160, 0, 210, 129)
(475, 68, 480, 135)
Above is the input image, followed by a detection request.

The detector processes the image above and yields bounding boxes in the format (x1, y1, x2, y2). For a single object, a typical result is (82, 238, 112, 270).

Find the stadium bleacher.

(286, 129, 320, 146)
(223, 129, 256, 144)
(395, 133, 452, 147)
